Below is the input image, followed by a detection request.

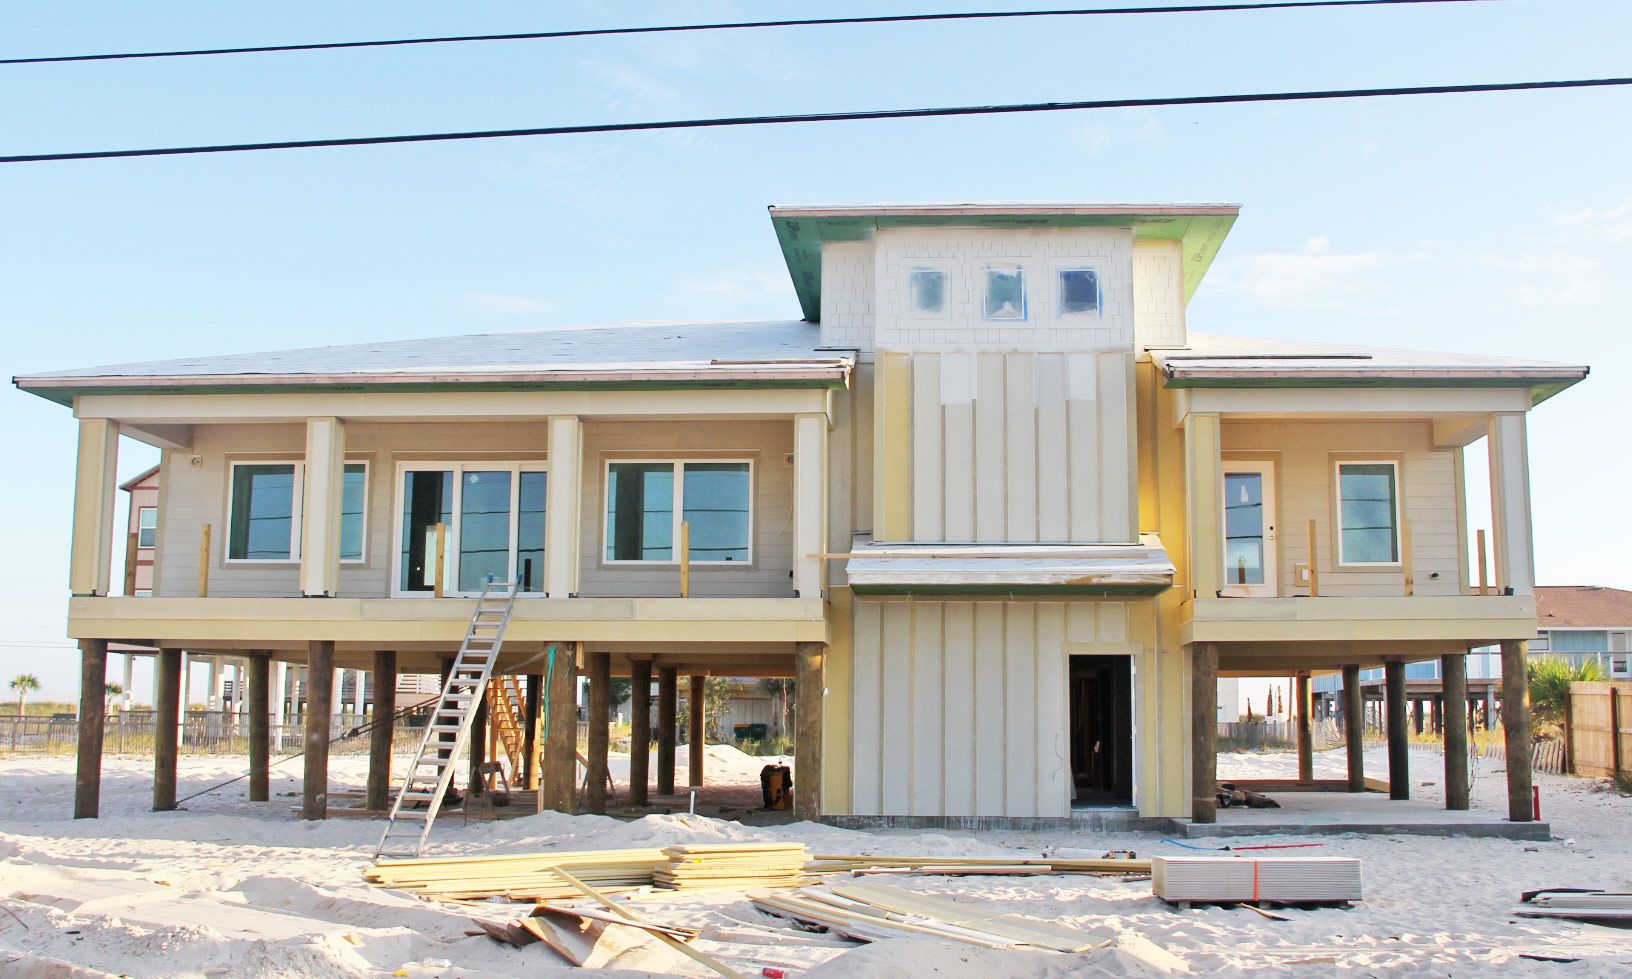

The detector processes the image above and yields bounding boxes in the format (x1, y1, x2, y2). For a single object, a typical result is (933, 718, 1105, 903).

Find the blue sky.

(4, 1, 1629, 699)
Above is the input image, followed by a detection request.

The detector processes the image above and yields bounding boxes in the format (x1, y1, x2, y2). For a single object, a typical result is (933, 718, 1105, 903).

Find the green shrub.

(1527, 656, 1605, 727)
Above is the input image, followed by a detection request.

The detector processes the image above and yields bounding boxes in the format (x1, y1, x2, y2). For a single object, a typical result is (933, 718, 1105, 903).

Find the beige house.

(17, 202, 1586, 826)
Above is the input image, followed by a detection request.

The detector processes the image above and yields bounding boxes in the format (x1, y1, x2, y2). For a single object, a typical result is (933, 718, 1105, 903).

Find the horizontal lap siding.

(1222, 420, 1463, 598)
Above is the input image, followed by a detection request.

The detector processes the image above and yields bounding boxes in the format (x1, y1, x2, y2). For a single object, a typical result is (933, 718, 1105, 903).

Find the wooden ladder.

(374, 576, 519, 861)
(487, 674, 529, 787)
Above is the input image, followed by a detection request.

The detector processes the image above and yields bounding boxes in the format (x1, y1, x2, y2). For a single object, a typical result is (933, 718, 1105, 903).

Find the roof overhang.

(768, 202, 1240, 322)
(1160, 365, 1588, 406)
(844, 536, 1175, 597)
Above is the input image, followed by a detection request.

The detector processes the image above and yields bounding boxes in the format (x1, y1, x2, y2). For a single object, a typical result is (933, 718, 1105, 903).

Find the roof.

(843, 536, 1175, 596)
(768, 202, 1240, 322)
(1152, 333, 1589, 404)
(118, 464, 161, 493)
(14, 320, 854, 405)
(1535, 586, 1632, 629)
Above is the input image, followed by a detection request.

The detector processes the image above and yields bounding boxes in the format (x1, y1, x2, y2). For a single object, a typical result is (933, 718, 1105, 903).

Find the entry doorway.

(1069, 655, 1133, 807)
(1222, 461, 1278, 597)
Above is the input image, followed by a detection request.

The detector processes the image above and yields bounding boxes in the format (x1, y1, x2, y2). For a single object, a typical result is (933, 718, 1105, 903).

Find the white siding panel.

(942, 401, 975, 542)
(910, 603, 944, 815)
(911, 355, 944, 542)
(940, 602, 976, 817)
(1004, 354, 1038, 542)
(973, 354, 1007, 542)
(1035, 354, 1070, 541)
(1034, 603, 1069, 814)
(879, 601, 914, 814)
(972, 602, 1007, 816)
(1003, 603, 1036, 814)
(851, 599, 884, 814)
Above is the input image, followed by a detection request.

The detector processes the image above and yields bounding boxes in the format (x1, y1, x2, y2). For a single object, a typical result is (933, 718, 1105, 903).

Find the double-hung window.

(226, 461, 368, 562)
(136, 507, 158, 549)
(394, 463, 547, 594)
(605, 460, 751, 564)
(1336, 461, 1401, 565)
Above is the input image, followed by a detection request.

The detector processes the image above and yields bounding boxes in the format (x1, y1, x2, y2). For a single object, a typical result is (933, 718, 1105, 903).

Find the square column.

(1487, 412, 1534, 595)
(792, 413, 828, 600)
(795, 642, 825, 820)
(1185, 412, 1223, 600)
(74, 639, 108, 819)
(1385, 660, 1409, 800)
(545, 417, 583, 599)
(628, 659, 652, 807)
(299, 417, 347, 597)
(69, 418, 120, 596)
(1343, 664, 1365, 792)
(303, 641, 334, 819)
(1442, 652, 1470, 810)
(1190, 642, 1218, 823)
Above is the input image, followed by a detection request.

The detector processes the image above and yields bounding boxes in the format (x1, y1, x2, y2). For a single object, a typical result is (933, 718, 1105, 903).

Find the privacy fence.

(0, 710, 429, 757)
(1567, 681, 1632, 779)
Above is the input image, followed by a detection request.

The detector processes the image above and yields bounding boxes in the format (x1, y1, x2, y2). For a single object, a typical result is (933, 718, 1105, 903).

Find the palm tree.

(105, 683, 125, 712)
(10, 674, 41, 714)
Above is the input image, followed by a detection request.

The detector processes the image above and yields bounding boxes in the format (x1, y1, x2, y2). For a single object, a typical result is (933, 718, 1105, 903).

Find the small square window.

(908, 269, 947, 316)
(983, 267, 1026, 320)
(1058, 269, 1100, 317)
(136, 507, 158, 549)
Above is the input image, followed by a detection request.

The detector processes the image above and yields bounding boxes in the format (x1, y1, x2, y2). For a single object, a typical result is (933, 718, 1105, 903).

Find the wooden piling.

(539, 643, 578, 813)
(657, 666, 677, 796)
(153, 647, 182, 811)
(1295, 672, 1313, 783)
(74, 639, 108, 819)
(1500, 639, 1534, 821)
(302, 641, 334, 820)
(468, 692, 487, 797)
(248, 653, 270, 802)
(586, 651, 611, 813)
(795, 642, 825, 820)
(1385, 660, 1409, 801)
(1343, 664, 1364, 792)
(688, 674, 706, 791)
(1442, 652, 1470, 810)
(628, 658, 652, 807)
(367, 650, 396, 811)
(1191, 642, 1218, 823)
(523, 672, 542, 790)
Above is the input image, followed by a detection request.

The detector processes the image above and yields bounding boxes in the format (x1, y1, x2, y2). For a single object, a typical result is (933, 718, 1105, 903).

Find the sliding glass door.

(394, 463, 547, 595)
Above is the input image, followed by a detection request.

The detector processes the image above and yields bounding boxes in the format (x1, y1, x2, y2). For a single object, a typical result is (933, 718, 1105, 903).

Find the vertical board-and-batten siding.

(850, 598, 1131, 818)
(1222, 419, 1463, 597)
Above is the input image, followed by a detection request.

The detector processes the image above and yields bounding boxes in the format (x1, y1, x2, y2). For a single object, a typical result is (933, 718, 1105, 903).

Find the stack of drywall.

(367, 848, 669, 902)
(1517, 890, 1632, 922)
(654, 842, 811, 891)
(1151, 856, 1362, 903)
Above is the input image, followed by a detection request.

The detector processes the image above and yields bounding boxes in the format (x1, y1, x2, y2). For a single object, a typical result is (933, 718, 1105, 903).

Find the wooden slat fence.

(1568, 681, 1632, 779)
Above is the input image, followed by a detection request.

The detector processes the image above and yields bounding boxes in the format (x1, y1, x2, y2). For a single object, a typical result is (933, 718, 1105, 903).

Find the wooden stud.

(1442, 653, 1469, 810)
(628, 658, 652, 807)
(123, 532, 139, 596)
(1610, 687, 1624, 780)
(197, 523, 211, 598)
(153, 647, 181, 811)
(1343, 664, 1364, 792)
(1385, 660, 1409, 801)
(586, 651, 611, 813)
(795, 642, 825, 820)
(1476, 528, 1489, 595)
(657, 666, 677, 796)
(433, 522, 447, 598)
(1191, 642, 1218, 823)
(1500, 639, 1533, 821)
(1306, 519, 1319, 597)
(367, 650, 396, 810)
(249, 652, 270, 802)
(303, 641, 334, 820)
(1400, 518, 1414, 597)
(74, 639, 108, 819)
(1295, 672, 1313, 784)
(689, 674, 706, 790)
(679, 521, 691, 599)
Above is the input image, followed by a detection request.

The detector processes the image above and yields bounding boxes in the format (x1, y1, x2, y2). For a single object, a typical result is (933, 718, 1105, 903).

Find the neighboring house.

(1532, 585, 1632, 678)
(120, 465, 160, 596)
(18, 201, 1587, 825)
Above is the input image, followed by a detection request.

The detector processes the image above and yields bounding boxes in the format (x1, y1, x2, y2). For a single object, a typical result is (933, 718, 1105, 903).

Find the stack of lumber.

(1517, 889, 1632, 922)
(655, 842, 811, 891)
(753, 881, 1115, 952)
(367, 848, 670, 902)
(1151, 856, 1362, 904)
(808, 854, 1151, 877)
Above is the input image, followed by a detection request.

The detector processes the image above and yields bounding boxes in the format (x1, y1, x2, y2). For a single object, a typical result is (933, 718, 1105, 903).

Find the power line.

(1, 76, 1625, 165)
(0, 0, 1508, 67)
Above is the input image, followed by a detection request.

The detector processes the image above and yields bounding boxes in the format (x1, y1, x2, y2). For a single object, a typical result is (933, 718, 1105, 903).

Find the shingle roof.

(1535, 586, 1632, 629)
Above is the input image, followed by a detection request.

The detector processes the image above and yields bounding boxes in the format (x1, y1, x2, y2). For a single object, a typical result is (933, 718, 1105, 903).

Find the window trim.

(981, 265, 1028, 321)
(388, 460, 548, 597)
(135, 506, 158, 549)
(224, 459, 370, 566)
(602, 458, 755, 567)
(1333, 459, 1404, 568)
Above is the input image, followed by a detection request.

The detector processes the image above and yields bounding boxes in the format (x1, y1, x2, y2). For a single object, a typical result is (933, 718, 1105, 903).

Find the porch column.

(1431, 695, 1444, 736)
(657, 666, 678, 795)
(209, 658, 224, 710)
(299, 417, 347, 598)
(1385, 660, 1409, 800)
(586, 651, 611, 813)
(248, 653, 270, 802)
(1343, 665, 1365, 791)
(69, 418, 120, 596)
(523, 673, 542, 790)
(1484, 687, 1496, 732)
(367, 650, 397, 811)
(74, 639, 108, 818)
(793, 413, 828, 600)
(1442, 652, 1470, 810)
(795, 642, 825, 820)
(121, 655, 135, 709)
(153, 647, 181, 811)
(628, 658, 652, 807)
(1500, 639, 1534, 821)
(539, 642, 579, 813)
(1185, 413, 1223, 600)
(1412, 698, 1424, 736)
(353, 667, 367, 722)
(1190, 642, 1218, 823)
(1487, 412, 1534, 595)
(302, 641, 334, 819)
(688, 674, 706, 789)
(1295, 672, 1313, 783)
(271, 661, 289, 750)
(545, 417, 583, 599)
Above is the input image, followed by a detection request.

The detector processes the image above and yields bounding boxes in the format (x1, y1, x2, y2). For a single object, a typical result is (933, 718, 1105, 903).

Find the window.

(394, 463, 546, 595)
(908, 268, 948, 316)
(606, 461, 751, 564)
(136, 507, 158, 549)
(1336, 462, 1400, 565)
(227, 461, 368, 563)
(1058, 268, 1101, 317)
(983, 267, 1026, 320)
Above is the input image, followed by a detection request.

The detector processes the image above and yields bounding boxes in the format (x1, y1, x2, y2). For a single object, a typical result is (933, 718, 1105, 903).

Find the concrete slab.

(1179, 790, 1551, 840)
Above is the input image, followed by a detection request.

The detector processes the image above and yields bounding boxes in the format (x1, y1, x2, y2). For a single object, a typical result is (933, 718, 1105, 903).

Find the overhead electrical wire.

(1, 76, 1625, 165)
(0, 0, 1509, 67)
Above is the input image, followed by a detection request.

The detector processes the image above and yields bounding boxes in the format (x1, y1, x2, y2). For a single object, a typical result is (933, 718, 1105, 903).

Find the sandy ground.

(0, 744, 1628, 978)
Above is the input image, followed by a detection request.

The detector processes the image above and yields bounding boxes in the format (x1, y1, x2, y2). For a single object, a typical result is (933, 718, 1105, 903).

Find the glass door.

(394, 463, 547, 595)
(1222, 462, 1278, 597)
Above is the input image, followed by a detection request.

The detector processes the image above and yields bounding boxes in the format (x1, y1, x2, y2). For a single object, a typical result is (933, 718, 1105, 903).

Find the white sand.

(1, 744, 1629, 977)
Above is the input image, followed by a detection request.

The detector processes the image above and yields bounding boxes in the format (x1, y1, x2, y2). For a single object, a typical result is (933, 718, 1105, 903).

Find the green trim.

(851, 582, 1170, 597)
(771, 211, 1238, 322)
(1163, 373, 1587, 406)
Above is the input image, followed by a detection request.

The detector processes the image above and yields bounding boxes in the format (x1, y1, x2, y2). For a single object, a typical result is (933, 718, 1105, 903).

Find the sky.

(2, 1, 1629, 701)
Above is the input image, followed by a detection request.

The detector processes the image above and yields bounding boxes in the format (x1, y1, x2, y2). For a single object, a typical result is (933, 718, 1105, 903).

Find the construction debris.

(655, 843, 811, 891)
(1516, 889, 1632, 923)
(808, 854, 1151, 877)
(366, 848, 669, 902)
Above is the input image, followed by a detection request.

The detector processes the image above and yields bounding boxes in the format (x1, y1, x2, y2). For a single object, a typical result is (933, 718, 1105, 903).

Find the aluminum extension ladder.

(374, 576, 520, 861)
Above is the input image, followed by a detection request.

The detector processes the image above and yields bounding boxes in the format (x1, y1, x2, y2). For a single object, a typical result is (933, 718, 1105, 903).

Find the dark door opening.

(1069, 655, 1134, 807)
